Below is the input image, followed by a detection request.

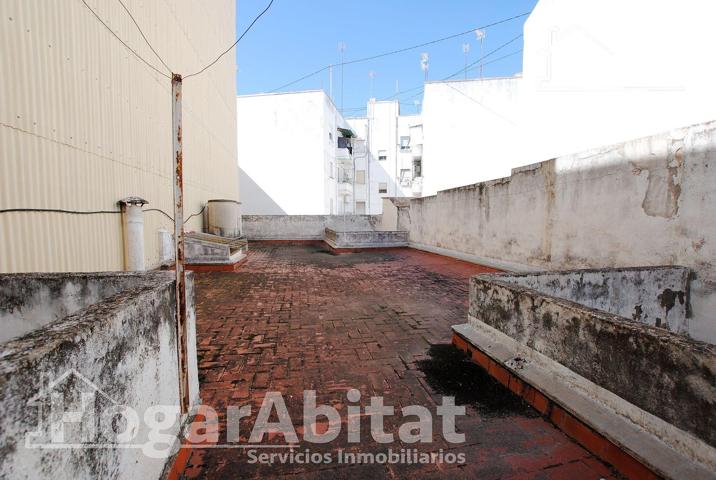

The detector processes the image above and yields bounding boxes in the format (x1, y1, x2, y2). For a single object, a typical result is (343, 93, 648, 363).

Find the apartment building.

(421, 0, 716, 195)
(238, 90, 358, 215)
(347, 100, 423, 214)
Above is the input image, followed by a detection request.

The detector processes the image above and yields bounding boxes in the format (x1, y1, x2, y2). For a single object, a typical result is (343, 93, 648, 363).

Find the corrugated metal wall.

(0, 0, 239, 272)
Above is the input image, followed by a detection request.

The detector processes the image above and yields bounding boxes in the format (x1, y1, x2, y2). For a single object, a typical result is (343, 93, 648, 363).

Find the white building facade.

(237, 90, 358, 215)
(421, 0, 716, 195)
(347, 100, 423, 214)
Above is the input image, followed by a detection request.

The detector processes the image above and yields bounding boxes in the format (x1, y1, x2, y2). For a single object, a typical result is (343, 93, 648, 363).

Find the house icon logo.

(25, 369, 131, 449)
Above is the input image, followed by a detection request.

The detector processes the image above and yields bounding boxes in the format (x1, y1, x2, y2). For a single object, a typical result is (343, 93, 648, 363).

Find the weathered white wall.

(0, 272, 199, 480)
(238, 91, 354, 215)
(421, 0, 716, 196)
(0, 0, 239, 272)
(409, 121, 716, 344)
(242, 215, 381, 240)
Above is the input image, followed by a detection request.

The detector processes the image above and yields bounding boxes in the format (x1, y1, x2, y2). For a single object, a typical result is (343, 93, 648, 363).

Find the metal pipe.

(172, 74, 190, 415)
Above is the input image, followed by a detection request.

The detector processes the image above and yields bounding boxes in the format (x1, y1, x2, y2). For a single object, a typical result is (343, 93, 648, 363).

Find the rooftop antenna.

(462, 43, 471, 80)
(420, 52, 429, 82)
(368, 70, 376, 98)
(475, 29, 486, 79)
(338, 42, 347, 112)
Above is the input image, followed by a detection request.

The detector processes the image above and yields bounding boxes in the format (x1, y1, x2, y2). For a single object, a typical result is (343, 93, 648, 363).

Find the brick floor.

(180, 242, 620, 479)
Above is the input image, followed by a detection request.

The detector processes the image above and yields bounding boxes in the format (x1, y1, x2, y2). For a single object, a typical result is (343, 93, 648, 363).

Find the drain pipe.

(118, 197, 148, 271)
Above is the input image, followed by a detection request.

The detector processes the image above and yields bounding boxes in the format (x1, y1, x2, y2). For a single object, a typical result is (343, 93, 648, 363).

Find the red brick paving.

(178, 242, 620, 479)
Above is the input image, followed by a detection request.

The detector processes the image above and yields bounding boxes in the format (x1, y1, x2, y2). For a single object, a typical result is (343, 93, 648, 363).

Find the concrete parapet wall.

(469, 271, 716, 448)
(499, 266, 691, 335)
(324, 228, 408, 249)
(0, 273, 151, 343)
(409, 120, 716, 344)
(0, 272, 199, 480)
(242, 215, 381, 240)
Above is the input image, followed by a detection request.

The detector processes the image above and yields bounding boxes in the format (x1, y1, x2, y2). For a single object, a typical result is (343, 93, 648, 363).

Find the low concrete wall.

(469, 271, 716, 448)
(0, 272, 199, 480)
(409, 120, 716, 344)
(324, 228, 408, 249)
(242, 215, 381, 240)
(379, 198, 411, 232)
(0, 274, 149, 343)
(500, 266, 691, 335)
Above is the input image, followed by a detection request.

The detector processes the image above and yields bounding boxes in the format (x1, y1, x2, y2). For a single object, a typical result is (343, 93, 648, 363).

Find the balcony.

(337, 181, 353, 197)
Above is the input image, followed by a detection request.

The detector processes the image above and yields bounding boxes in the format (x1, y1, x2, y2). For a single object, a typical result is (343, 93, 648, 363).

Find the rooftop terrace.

(176, 242, 621, 479)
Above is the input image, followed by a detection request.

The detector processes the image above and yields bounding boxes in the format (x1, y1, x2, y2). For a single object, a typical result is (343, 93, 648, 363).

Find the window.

(400, 169, 411, 186)
(356, 170, 366, 184)
(329, 132, 333, 143)
(400, 136, 411, 151)
(413, 158, 422, 178)
(337, 136, 351, 149)
(378, 150, 387, 161)
(378, 182, 388, 194)
(356, 201, 366, 214)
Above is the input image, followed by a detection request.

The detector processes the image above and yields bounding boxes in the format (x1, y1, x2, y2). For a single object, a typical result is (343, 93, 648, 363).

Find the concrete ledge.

(324, 228, 408, 249)
(408, 241, 536, 272)
(470, 271, 715, 447)
(185, 252, 248, 272)
(453, 321, 716, 480)
(242, 215, 381, 241)
(0, 272, 200, 480)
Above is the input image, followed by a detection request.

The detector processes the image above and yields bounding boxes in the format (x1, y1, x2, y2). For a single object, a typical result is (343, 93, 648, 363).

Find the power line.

(116, 0, 172, 73)
(443, 34, 523, 80)
(357, 47, 524, 109)
(184, 0, 275, 79)
(269, 11, 531, 93)
(79, 0, 171, 78)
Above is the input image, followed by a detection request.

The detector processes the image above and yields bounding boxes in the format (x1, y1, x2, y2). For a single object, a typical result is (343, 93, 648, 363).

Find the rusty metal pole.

(172, 73, 190, 414)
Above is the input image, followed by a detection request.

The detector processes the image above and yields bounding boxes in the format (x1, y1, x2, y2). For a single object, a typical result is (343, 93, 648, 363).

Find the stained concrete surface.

(0, 272, 199, 480)
(181, 243, 621, 479)
(469, 272, 716, 448)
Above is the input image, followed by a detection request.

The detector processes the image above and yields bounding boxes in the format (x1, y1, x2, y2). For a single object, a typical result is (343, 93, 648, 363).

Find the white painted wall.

(407, 120, 716, 344)
(421, 0, 716, 196)
(238, 90, 355, 215)
(422, 77, 522, 196)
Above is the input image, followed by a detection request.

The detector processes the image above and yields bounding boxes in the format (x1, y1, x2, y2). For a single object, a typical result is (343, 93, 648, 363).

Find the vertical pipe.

(172, 74, 190, 414)
(118, 197, 147, 271)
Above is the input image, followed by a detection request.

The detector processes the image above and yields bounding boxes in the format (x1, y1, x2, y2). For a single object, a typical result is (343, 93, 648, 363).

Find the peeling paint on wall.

(632, 139, 684, 218)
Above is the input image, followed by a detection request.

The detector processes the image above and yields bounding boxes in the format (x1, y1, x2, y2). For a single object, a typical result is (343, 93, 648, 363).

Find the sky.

(234, 0, 539, 117)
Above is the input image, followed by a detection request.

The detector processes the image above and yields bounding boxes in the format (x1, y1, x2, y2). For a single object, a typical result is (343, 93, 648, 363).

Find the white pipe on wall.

(158, 228, 174, 263)
(118, 197, 148, 271)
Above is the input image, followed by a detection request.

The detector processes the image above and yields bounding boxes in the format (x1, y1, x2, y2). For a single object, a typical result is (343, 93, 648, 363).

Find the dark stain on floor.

(417, 344, 539, 418)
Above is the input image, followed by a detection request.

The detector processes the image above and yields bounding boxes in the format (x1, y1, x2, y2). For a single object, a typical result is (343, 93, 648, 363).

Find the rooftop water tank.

(206, 199, 242, 238)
